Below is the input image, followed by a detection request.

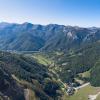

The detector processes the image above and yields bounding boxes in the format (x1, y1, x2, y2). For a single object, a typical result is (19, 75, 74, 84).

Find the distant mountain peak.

(21, 22, 33, 29)
(0, 22, 99, 51)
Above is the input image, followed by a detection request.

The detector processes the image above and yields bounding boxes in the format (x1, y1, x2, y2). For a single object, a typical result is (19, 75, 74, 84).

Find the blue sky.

(0, 0, 100, 27)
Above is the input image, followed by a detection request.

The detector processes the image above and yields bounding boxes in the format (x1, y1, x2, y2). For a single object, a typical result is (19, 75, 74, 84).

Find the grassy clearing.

(81, 71, 90, 78)
(66, 84, 100, 100)
(96, 94, 100, 100)
(32, 54, 52, 66)
(74, 78, 84, 84)
(79, 70, 90, 78)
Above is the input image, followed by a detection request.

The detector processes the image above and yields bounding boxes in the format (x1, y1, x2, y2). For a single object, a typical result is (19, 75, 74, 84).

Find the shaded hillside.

(0, 51, 64, 100)
(0, 68, 25, 100)
(0, 22, 100, 52)
(90, 60, 100, 86)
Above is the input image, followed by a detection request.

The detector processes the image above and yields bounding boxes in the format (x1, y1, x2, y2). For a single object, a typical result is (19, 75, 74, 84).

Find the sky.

(0, 0, 100, 27)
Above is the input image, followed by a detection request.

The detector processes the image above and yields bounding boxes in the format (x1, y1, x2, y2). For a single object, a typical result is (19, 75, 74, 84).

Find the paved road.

(74, 82, 90, 90)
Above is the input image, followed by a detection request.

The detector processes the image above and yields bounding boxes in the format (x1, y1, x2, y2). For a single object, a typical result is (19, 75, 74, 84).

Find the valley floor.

(66, 84, 100, 100)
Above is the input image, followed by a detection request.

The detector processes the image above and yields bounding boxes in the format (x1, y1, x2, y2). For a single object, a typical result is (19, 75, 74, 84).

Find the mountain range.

(0, 22, 100, 52)
(0, 22, 100, 100)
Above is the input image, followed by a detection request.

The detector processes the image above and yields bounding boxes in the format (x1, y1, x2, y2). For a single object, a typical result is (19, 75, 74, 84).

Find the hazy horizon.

(0, 0, 100, 27)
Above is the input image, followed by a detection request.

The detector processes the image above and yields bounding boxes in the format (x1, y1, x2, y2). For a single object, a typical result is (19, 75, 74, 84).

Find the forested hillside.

(0, 22, 100, 52)
(0, 51, 65, 100)
(0, 22, 100, 99)
(0, 68, 25, 100)
(32, 41, 100, 86)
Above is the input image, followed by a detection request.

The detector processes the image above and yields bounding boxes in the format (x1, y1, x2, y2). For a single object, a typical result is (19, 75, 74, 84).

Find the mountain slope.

(0, 22, 100, 52)
(0, 68, 25, 100)
(39, 41, 100, 84)
(0, 51, 64, 100)
(90, 59, 100, 86)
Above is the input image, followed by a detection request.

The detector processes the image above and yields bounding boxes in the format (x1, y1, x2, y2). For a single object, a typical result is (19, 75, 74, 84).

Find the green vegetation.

(0, 51, 65, 100)
(90, 60, 100, 86)
(0, 68, 25, 100)
(0, 23, 100, 99)
(79, 71, 90, 79)
(25, 41, 100, 89)
(32, 53, 52, 66)
(96, 94, 100, 100)
(67, 84, 100, 100)
(17, 41, 100, 99)
(43, 41, 100, 84)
